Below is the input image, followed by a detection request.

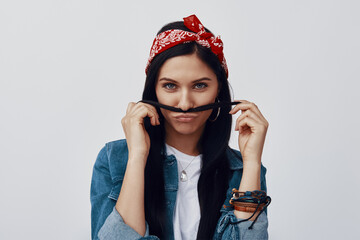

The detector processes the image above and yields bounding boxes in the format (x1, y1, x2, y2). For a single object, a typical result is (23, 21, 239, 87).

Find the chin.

(169, 121, 206, 136)
(174, 126, 199, 135)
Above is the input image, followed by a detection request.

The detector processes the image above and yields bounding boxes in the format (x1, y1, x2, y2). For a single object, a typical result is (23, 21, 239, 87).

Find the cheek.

(160, 109, 171, 122)
(155, 85, 164, 101)
(156, 90, 176, 103)
(200, 109, 213, 120)
(160, 108, 166, 117)
(156, 90, 171, 105)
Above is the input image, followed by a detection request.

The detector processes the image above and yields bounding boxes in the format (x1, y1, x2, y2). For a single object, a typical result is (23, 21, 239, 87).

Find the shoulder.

(225, 146, 268, 194)
(221, 147, 269, 215)
(225, 146, 267, 176)
(225, 147, 243, 170)
(105, 139, 129, 162)
(96, 139, 129, 184)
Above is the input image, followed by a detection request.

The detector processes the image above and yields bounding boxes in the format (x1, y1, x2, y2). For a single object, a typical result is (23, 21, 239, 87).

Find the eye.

(162, 83, 176, 90)
(194, 83, 208, 89)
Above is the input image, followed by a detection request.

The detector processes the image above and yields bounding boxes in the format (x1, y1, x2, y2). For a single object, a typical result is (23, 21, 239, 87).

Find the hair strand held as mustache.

(139, 100, 241, 113)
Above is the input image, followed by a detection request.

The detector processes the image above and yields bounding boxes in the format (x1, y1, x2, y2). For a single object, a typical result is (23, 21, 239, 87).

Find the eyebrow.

(158, 77, 213, 83)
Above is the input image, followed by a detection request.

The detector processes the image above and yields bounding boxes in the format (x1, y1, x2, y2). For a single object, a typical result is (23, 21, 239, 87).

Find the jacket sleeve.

(213, 165, 269, 240)
(90, 144, 159, 240)
(214, 211, 268, 240)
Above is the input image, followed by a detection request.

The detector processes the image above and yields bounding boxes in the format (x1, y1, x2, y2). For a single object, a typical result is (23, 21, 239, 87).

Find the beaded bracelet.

(230, 189, 268, 203)
(227, 188, 272, 229)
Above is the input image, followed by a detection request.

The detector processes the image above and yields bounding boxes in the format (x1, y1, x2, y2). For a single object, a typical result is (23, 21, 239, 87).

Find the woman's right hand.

(121, 102, 160, 163)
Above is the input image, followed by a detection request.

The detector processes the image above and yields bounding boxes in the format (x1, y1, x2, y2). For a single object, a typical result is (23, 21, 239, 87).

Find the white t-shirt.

(165, 143, 202, 240)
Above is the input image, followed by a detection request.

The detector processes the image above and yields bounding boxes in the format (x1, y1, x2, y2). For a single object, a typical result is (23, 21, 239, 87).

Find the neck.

(164, 123, 204, 156)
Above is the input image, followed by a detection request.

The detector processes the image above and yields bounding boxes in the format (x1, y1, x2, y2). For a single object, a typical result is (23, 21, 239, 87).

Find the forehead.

(157, 53, 217, 83)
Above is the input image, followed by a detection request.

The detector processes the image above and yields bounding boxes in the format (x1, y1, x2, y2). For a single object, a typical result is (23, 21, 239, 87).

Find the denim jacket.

(91, 139, 268, 240)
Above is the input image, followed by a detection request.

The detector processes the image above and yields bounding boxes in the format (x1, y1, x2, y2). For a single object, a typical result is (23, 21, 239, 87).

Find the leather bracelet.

(232, 202, 265, 212)
(233, 205, 263, 213)
(226, 188, 272, 229)
(231, 201, 266, 208)
(231, 188, 267, 201)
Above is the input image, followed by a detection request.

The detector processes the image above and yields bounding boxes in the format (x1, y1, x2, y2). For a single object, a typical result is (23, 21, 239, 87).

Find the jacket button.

(167, 160, 175, 166)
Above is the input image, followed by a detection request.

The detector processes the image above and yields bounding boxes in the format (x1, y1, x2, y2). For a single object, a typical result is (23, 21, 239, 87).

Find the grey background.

(1, 0, 359, 239)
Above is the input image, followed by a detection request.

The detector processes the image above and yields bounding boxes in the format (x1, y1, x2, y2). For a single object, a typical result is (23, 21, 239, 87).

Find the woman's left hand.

(229, 100, 269, 164)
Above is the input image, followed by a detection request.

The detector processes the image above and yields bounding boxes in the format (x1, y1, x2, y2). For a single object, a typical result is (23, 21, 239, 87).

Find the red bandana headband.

(145, 14, 228, 78)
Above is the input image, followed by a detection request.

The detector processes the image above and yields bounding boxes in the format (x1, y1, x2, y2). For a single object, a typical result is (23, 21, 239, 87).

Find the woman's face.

(155, 53, 219, 137)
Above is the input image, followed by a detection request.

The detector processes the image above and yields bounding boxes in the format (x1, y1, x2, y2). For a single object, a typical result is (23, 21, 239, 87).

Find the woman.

(91, 15, 270, 240)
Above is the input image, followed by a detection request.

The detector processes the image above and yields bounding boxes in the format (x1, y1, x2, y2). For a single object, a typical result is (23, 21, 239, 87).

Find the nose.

(177, 90, 194, 111)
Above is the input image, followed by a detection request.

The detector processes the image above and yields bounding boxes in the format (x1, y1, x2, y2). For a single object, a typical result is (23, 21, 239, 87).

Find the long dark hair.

(142, 21, 232, 239)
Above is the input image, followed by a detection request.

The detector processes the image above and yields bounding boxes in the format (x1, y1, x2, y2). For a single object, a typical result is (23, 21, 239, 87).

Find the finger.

(133, 102, 160, 124)
(235, 110, 254, 130)
(229, 100, 258, 115)
(237, 115, 268, 135)
(126, 102, 136, 114)
(232, 101, 263, 125)
(235, 112, 261, 132)
(235, 109, 267, 130)
(237, 116, 259, 133)
(145, 105, 160, 125)
(230, 100, 266, 123)
(132, 104, 160, 126)
(229, 100, 250, 115)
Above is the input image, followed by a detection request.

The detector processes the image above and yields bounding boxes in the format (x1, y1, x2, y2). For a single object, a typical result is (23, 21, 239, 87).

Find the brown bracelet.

(227, 188, 271, 229)
(233, 205, 263, 212)
(231, 201, 265, 207)
(231, 201, 265, 212)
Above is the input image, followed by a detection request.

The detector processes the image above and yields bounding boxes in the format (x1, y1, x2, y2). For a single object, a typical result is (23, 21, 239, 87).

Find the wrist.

(127, 155, 147, 169)
(243, 160, 261, 169)
(239, 161, 261, 191)
(128, 148, 149, 159)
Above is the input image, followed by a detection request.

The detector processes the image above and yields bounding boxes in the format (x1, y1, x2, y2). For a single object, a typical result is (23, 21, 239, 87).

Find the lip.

(174, 114, 197, 122)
